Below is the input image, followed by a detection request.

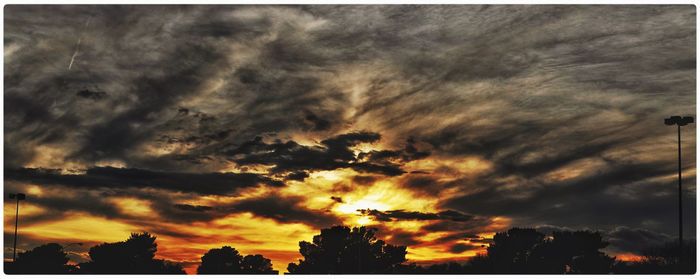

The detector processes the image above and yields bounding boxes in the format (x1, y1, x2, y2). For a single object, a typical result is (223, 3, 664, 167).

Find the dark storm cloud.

(302, 110, 332, 131)
(445, 160, 676, 215)
(5, 6, 231, 167)
(370, 224, 487, 249)
(75, 89, 107, 100)
(173, 204, 214, 212)
(4, 5, 354, 170)
(397, 172, 486, 197)
(443, 160, 697, 238)
(72, 42, 229, 163)
(386, 231, 423, 246)
(229, 195, 342, 228)
(526, 224, 673, 255)
(13, 184, 225, 226)
(7, 180, 337, 230)
(226, 131, 420, 176)
(4, 180, 133, 227)
(348, 162, 405, 176)
(285, 171, 310, 181)
(19, 191, 123, 227)
(358, 209, 475, 222)
(357, 137, 430, 163)
(5, 166, 282, 195)
(161, 193, 344, 227)
(434, 232, 482, 243)
(448, 243, 482, 254)
(606, 226, 673, 254)
(352, 175, 379, 186)
(421, 218, 495, 234)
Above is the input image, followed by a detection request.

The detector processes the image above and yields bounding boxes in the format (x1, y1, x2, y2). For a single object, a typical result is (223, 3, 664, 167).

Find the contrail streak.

(67, 38, 81, 70)
(67, 17, 91, 70)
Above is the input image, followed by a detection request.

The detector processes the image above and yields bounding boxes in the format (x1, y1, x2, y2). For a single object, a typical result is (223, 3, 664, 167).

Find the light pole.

(8, 193, 26, 262)
(664, 115, 693, 267)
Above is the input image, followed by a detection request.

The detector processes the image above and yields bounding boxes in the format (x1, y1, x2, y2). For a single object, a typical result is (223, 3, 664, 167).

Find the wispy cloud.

(4, 5, 696, 270)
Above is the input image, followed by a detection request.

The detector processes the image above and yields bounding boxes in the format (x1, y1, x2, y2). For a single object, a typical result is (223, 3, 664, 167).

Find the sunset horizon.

(3, 4, 697, 275)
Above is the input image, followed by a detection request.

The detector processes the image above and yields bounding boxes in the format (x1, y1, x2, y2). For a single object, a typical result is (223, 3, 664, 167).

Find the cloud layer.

(4, 5, 696, 272)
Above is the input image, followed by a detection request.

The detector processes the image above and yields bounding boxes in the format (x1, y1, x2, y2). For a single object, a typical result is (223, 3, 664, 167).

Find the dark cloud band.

(5, 167, 283, 195)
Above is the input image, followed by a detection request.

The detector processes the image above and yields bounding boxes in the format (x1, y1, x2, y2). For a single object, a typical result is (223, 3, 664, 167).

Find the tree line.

(4, 226, 696, 274)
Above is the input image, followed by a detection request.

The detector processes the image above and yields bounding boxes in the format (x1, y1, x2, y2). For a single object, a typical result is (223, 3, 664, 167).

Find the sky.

(3, 5, 697, 273)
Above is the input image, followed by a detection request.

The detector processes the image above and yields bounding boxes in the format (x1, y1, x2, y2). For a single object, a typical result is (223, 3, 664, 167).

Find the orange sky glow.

(4, 150, 515, 273)
(3, 145, 648, 273)
(4, 5, 694, 275)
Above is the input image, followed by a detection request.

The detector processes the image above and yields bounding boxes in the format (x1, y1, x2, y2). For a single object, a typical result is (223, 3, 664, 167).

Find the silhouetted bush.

(474, 228, 615, 274)
(531, 230, 615, 273)
(613, 240, 696, 274)
(77, 232, 185, 274)
(487, 228, 545, 273)
(5, 243, 71, 274)
(197, 246, 277, 274)
(287, 226, 407, 274)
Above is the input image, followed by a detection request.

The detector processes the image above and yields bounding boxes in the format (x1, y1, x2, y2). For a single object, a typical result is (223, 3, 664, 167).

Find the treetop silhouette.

(287, 225, 407, 274)
(6, 243, 71, 274)
(78, 232, 185, 274)
(480, 228, 615, 274)
(197, 246, 277, 274)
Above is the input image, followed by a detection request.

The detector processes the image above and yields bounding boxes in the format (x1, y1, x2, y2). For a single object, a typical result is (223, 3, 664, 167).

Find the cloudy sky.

(4, 5, 696, 273)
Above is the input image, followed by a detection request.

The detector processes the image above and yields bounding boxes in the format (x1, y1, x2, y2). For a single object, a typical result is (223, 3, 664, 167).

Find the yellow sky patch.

(107, 197, 156, 217)
(14, 213, 138, 243)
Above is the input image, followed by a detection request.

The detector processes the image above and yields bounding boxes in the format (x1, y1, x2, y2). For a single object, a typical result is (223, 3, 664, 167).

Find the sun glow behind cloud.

(1, 134, 514, 273)
(3, 146, 496, 273)
(4, 4, 694, 274)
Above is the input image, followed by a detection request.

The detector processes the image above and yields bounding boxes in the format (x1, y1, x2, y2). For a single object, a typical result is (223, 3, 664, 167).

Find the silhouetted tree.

(197, 246, 243, 274)
(287, 226, 407, 274)
(6, 243, 71, 274)
(557, 231, 614, 273)
(462, 253, 492, 273)
(197, 246, 277, 274)
(78, 232, 184, 274)
(241, 254, 277, 274)
(462, 228, 614, 274)
(529, 230, 614, 273)
(487, 228, 544, 273)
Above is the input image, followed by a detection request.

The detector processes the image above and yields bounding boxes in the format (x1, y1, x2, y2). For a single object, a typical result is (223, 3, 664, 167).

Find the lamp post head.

(666, 116, 694, 126)
(9, 193, 26, 200)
